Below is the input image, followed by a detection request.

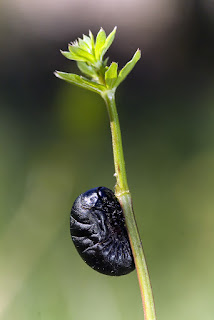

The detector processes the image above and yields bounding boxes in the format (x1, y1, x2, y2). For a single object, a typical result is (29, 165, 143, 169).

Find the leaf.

(100, 27, 117, 60)
(78, 38, 91, 53)
(54, 71, 105, 94)
(103, 57, 109, 67)
(95, 28, 106, 60)
(60, 50, 81, 61)
(105, 62, 118, 89)
(83, 34, 92, 48)
(68, 45, 95, 63)
(61, 50, 91, 62)
(114, 49, 141, 88)
(77, 61, 96, 78)
(89, 30, 95, 51)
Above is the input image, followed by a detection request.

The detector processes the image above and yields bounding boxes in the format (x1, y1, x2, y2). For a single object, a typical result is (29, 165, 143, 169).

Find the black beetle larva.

(70, 187, 135, 276)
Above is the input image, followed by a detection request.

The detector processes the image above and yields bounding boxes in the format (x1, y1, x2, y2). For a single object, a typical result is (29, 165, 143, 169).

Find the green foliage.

(105, 62, 118, 89)
(95, 28, 107, 60)
(55, 27, 141, 93)
(55, 72, 105, 94)
(114, 50, 141, 88)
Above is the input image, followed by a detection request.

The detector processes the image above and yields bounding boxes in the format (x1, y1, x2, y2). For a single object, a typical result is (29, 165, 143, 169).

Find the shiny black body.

(70, 187, 135, 276)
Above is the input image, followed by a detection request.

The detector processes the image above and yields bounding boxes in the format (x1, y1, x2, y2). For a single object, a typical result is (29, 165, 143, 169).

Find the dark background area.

(0, 1, 214, 319)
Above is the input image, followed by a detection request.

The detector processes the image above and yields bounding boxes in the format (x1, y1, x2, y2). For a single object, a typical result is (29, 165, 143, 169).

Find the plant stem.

(102, 90, 157, 320)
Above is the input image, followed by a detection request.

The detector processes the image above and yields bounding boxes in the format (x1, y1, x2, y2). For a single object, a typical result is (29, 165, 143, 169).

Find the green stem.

(102, 90, 157, 320)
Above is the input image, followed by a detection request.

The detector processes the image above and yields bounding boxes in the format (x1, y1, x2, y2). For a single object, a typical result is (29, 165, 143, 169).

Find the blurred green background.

(1, 1, 214, 319)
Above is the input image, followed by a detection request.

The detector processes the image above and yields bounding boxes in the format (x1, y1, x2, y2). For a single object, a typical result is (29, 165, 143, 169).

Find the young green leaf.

(115, 49, 141, 88)
(54, 71, 105, 94)
(61, 49, 92, 63)
(103, 57, 109, 67)
(100, 27, 117, 60)
(77, 38, 92, 53)
(68, 45, 95, 63)
(105, 62, 118, 89)
(89, 30, 95, 52)
(77, 61, 96, 78)
(95, 28, 106, 60)
(60, 50, 81, 61)
(82, 35, 92, 48)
